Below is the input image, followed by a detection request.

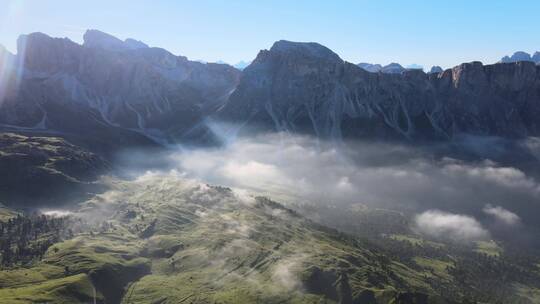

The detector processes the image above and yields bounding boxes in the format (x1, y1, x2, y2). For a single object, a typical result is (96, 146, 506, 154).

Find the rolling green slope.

(0, 175, 447, 304)
(0, 202, 18, 221)
(1, 174, 539, 303)
(0, 133, 109, 207)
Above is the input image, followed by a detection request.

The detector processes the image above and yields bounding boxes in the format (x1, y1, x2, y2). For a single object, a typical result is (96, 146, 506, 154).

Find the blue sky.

(1, 0, 540, 69)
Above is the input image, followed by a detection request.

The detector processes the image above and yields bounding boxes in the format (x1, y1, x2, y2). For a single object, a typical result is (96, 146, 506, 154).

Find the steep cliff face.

(220, 41, 540, 140)
(0, 30, 240, 146)
(2, 33, 540, 146)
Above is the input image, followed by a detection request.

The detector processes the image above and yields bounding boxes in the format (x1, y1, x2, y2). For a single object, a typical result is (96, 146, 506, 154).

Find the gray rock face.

(358, 63, 382, 73)
(500, 51, 540, 64)
(3, 32, 540, 148)
(0, 133, 109, 206)
(0, 31, 240, 147)
(219, 41, 540, 140)
(270, 40, 341, 62)
(358, 62, 407, 74)
(429, 66, 444, 74)
(533, 52, 540, 64)
(83, 29, 149, 51)
(124, 38, 149, 50)
(380, 63, 406, 74)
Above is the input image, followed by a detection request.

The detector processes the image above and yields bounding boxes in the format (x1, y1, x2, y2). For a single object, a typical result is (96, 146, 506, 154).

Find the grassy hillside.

(0, 133, 109, 207)
(1, 173, 539, 303)
(0, 202, 18, 222)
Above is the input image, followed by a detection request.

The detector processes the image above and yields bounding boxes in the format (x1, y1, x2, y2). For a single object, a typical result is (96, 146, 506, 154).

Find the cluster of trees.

(376, 237, 449, 263)
(375, 236, 540, 304)
(0, 214, 71, 267)
(296, 203, 410, 238)
(449, 252, 540, 304)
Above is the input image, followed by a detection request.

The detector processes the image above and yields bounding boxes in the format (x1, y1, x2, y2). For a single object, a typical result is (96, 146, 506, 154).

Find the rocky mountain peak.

(17, 32, 69, 54)
(269, 40, 342, 62)
(3, 31, 540, 147)
(500, 51, 540, 64)
(124, 38, 149, 49)
(380, 62, 405, 74)
(221, 42, 540, 141)
(359, 62, 424, 74)
(357, 62, 382, 73)
(83, 29, 149, 51)
(17, 32, 81, 73)
(533, 52, 540, 64)
(429, 66, 444, 74)
(449, 61, 487, 89)
(1, 30, 240, 146)
(510, 51, 531, 61)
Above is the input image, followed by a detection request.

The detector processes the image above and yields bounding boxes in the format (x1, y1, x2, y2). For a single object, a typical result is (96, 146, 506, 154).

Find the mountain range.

(219, 40, 540, 140)
(500, 51, 540, 64)
(1, 30, 540, 149)
(0, 30, 240, 151)
(357, 63, 426, 74)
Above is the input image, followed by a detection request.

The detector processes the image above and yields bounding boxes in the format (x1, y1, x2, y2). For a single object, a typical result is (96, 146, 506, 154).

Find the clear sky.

(1, 0, 540, 69)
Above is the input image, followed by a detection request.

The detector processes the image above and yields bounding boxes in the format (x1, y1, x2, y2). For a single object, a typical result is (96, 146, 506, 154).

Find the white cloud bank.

(168, 134, 540, 215)
(414, 210, 489, 241)
(116, 133, 540, 231)
(483, 204, 521, 226)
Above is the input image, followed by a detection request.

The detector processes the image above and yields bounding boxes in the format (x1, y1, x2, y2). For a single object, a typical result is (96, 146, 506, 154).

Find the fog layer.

(116, 133, 540, 243)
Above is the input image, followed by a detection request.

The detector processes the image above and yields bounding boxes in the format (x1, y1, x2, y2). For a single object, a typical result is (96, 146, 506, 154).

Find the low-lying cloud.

(41, 209, 74, 217)
(414, 210, 489, 241)
(272, 253, 306, 291)
(483, 204, 521, 226)
(116, 132, 540, 237)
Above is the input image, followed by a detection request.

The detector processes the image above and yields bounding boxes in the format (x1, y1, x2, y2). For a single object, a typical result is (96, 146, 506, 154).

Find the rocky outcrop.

(358, 63, 382, 73)
(429, 66, 443, 74)
(83, 29, 149, 51)
(380, 63, 406, 74)
(500, 51, 540, 64)
(0, 30, 240, 147)
(533, 52, 540, 63)
(358, 62, 407, 74)
(219, 41, 540, 141)
(0, 133, 108, 206)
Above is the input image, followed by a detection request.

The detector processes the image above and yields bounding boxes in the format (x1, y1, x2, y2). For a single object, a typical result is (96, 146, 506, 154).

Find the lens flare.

(0, 0, 26, 106)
